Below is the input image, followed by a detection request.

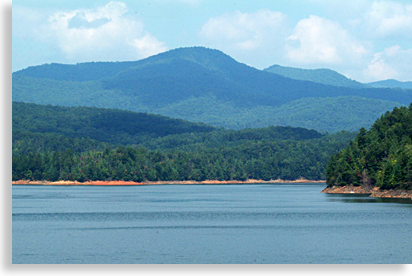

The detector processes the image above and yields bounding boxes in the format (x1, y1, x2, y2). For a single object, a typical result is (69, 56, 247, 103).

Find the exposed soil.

(12, 178, 325, 186)
(321, 185, 412, 199)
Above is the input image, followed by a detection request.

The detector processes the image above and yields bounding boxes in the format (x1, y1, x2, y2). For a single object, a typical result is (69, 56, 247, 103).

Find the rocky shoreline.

(321, 185, 412, 199)
(12, 178, 325, 186)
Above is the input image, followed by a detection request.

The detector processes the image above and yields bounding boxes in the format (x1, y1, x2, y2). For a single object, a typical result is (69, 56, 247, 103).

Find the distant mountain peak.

(13, 46, 242, 82)
(367, 79, 412, 89)
(138, 46, 241, 75)
(264, 64, 367, 88)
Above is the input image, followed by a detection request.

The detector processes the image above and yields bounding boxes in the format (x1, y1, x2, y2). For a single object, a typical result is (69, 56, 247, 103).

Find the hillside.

(12, 102, 325, 152)
(12, 47, 412, 132)
(326, 104, 412, 190)
(263, 64, 367, 88)
(12, 101, 216, 146)
(13, 102, 358, 182)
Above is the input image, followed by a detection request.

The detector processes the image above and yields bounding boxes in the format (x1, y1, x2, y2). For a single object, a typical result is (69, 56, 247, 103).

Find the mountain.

(12, 46, 411, 132)
(264, 64, 367, 88)
(263, 65, 410, 102)
(367, 79, 412, 89)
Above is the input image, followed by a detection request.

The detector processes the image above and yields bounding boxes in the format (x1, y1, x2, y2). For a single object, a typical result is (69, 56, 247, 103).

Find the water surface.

(12, 183, 412, 264)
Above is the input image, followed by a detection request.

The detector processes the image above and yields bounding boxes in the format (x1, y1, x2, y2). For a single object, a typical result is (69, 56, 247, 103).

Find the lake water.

(12, 183, 412, 264)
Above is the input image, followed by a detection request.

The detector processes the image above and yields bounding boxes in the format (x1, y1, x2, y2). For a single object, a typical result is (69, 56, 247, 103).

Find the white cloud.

(363, 45, 412, 81)
(285, 15, 368, 66)
(198, 9, 290, 68)
(150, 0, 202, 5)
(39, 1, 167, 63)
(13, 1, 412, 82)
(200, 9, 287, 50)
(365, 1, 412, 37)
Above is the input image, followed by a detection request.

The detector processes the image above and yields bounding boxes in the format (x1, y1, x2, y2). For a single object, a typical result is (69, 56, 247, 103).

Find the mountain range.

(263, 64, 367, 88)
(263, 64, 412, 90)
(13, 46, 411, 132)
(367, 79, 412, 89)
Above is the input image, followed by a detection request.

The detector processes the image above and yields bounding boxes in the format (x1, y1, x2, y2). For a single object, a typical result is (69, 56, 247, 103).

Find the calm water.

(12, 183, 412, 264)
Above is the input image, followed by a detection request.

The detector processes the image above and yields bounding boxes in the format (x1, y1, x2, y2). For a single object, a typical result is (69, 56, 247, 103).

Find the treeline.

(13, 102, 357, 183)
(326, 104, 412, 190)
(12, 132, 355, 182)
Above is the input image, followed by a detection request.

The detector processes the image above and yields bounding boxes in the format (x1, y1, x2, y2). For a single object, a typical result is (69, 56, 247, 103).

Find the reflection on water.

(326, 193, 412, 204)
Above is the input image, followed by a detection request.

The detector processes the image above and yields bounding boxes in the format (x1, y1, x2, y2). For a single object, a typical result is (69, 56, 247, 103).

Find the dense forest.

(13, 102, 216, 146)
(326, 104, 412, 190)
(12, 102, 356, 182)
(12, 132, 355, 182)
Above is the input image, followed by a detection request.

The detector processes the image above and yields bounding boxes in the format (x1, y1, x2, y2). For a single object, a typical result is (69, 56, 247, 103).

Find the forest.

(12, 102, 356, 182)
(326, 104, 412, 190)
(12, 133, 355, 182)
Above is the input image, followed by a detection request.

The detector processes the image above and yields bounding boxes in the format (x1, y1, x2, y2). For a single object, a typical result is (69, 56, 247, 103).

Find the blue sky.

(12, 0, 412, 82)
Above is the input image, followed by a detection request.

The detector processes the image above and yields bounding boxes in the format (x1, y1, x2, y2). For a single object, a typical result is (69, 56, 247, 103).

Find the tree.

(356, 127, 368, 150)
(146, 168, 158, 181)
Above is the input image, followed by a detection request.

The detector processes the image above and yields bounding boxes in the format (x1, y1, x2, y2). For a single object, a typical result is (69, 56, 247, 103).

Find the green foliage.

(326, 105, 412, 190)
(12, 131, 355, 182)
(13, 102, 326, 151)
(13, 102, 215, 146)
(12, 103, 356, 182)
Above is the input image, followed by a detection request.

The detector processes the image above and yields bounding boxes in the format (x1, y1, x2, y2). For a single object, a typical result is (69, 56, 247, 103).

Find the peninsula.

(324, 105, 412, 200)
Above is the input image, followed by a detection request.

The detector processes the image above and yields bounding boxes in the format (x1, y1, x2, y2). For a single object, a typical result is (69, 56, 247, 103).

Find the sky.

(12, 0, 412, 82)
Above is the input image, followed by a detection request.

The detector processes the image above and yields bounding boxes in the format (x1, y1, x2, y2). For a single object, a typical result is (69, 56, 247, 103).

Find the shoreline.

(12, 180, 412, 199)
(12, 178, 326, 186)
(321, 185, 412, 200)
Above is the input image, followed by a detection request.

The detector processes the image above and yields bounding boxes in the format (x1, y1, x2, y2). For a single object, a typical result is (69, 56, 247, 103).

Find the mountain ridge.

(367, 79, 412, 89)
(12, 46, 411, 133)
(264, 64, 368, 88)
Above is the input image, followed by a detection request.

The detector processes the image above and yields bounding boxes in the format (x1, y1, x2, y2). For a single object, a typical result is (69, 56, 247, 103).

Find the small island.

(323, 104, 412, 199)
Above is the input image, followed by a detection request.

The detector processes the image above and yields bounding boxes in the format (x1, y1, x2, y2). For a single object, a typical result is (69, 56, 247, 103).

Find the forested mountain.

(263, 64, 367, 88)
(12, 102, 356, 182)
(326, 104, 412, 190)
(13, 102, 326, 151)
(12, 102, 215, 146)
(367, 79, 412, 89)
(13, 47, 410, 132)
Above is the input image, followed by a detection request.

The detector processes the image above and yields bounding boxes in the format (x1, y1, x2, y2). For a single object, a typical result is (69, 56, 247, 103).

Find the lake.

(12, 183, 412, 264)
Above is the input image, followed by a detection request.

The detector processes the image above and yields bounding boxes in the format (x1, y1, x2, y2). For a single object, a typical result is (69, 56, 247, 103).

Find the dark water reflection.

(326, 193, 412, 204)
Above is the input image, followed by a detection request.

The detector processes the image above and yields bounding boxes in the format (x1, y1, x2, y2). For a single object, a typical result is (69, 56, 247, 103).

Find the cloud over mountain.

(285, 15, 368, 65)
(12, 0, 412, 83)
(14, 1, 167, 65)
